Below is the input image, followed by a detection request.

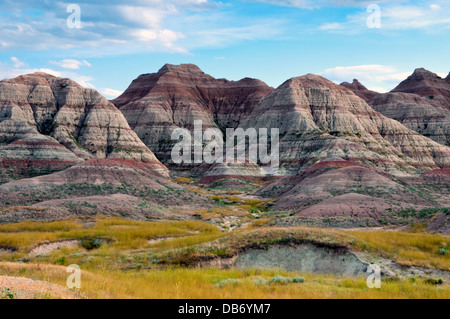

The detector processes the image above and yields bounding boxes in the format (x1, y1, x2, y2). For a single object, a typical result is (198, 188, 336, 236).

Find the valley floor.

(0, 218, 449, 299)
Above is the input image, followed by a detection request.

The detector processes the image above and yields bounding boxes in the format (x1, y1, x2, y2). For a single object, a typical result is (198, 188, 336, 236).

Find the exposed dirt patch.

(29, 240, 80, 257)
(427, 213, 450, 235)
(355, 251, 450, 283)
(0, 276, 79, 299)
(233, 244, 368, 277)
(0, 248, 17, 255)
(148, 237, 178, 245)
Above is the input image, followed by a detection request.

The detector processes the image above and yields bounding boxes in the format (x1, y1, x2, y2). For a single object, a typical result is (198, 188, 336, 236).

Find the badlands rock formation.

(0, 73, 166, 182)
(257, 158, 445, 222)
(369, 92, 450, 146)
(340, 79, 378, 101)
(392, 68, 450, 105)
(112, 64, 273, 162)
(243, 74, 450, 176)
(343, 69, 450, 146)
(0, 158, 178, 207)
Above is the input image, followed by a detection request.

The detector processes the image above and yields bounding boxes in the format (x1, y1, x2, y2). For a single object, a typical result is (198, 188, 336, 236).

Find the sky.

(0, 0, 449, 98)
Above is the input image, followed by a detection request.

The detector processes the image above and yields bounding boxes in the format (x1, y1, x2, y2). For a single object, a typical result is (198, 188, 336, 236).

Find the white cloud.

(367, 87, 389, 93)
(0, 63, 95, 89)
(50, 59, 92, 70)
(10, 57, 26, 68)
(253, 0, 406, 9)
(99, 88, 123, 99)
(0, 1, 288, 54)
(430, 4, 441, 10)
(322, 65, 417, 92)
(318, 23, 344, 30)
(318, 2, 450, 32)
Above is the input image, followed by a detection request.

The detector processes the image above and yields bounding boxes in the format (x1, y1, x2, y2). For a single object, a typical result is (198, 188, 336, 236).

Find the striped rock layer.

(112, 64, 273, 162)
(0, 73, 167, 182)
(342, 69, 450, 147)
(242, 74, 450, 176)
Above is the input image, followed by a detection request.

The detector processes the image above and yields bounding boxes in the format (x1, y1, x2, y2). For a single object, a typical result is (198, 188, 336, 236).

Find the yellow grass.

(0, 218, 222, 252)
(0, 262, 448, 299)
(343, 230, 450, 270)
(1, 219, 450, 299)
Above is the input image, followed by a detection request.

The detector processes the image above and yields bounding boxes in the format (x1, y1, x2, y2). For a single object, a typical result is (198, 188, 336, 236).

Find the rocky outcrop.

(242, 74, 450, 176)
(256, 158, 447, 223)
(340, 79, 378, 101)
(392, 68, 450, 107)
(0, 73, 167, 181)
(0, 158, 181, 207)
(369, 92, 450, 146)
(112, 64, 273, 162)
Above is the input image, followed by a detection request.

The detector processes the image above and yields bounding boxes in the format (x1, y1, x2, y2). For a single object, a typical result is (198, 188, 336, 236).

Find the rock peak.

(411, 68, 441, 80)
(158, 63, 204, 75)
(24, 72, 57, 79)
(281, 73, 336, 90)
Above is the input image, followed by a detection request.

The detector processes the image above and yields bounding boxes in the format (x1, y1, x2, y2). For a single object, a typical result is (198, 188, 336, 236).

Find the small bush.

(424, 278, 444, 285)
(1, 288, 15, 299)
(269, 275, 292, 285)
(81, 238, 103, 251)
(253, 279, 268, 285)
(216, 279, 239, 288)
(438, 248, 449, 255)
(55, 256, 66, 265)
(293, 276, 306, 283)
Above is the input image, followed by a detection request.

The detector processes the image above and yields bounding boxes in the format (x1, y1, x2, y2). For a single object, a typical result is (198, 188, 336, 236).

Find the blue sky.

(0, 0, 449, 98)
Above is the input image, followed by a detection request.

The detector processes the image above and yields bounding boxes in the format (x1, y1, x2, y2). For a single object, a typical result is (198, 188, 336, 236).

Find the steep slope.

(369, 92, 450, 146)
(112, 64, 273, 162)
(242, 74, 450, 176)
(0, 73, 167, 181)
(0, 158, 204, 219)
(340, 79, 378, 101)
(392, 68, 450, 107)
(257, 159, 448, 225)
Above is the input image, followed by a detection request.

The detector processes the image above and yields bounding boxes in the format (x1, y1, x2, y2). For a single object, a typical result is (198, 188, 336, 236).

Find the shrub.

(293, 276, 306, 283)
(269, 275, 293, 285)
(253, 279, 268, 285)
(55, 256, 66, 265)
(424, 278, 444, 285)
(81, 238, 103, 251)
(1, 288, 15, 299)
(438, 248, 449, 256)
(216, 279, 240, 288)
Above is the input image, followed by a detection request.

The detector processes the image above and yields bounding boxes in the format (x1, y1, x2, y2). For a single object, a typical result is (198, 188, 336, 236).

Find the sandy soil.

(29, 240, 80, 257)
(0, 276, 79, 299)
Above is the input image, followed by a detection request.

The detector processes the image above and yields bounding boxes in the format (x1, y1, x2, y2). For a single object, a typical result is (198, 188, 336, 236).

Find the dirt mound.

(256, 159, 448, 224)
(0, 159, 203, 212)
(258, 161, 431, 211)
(234, 243, 368, 277)
(29, 240, 80, 257)
(297, 193, 407, 219)
(33, 194, 189, 220)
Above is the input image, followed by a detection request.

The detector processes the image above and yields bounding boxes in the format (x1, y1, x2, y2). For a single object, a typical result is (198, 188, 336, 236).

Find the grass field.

(1, 262, 449, 299)
(0, 218, 449, 299)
